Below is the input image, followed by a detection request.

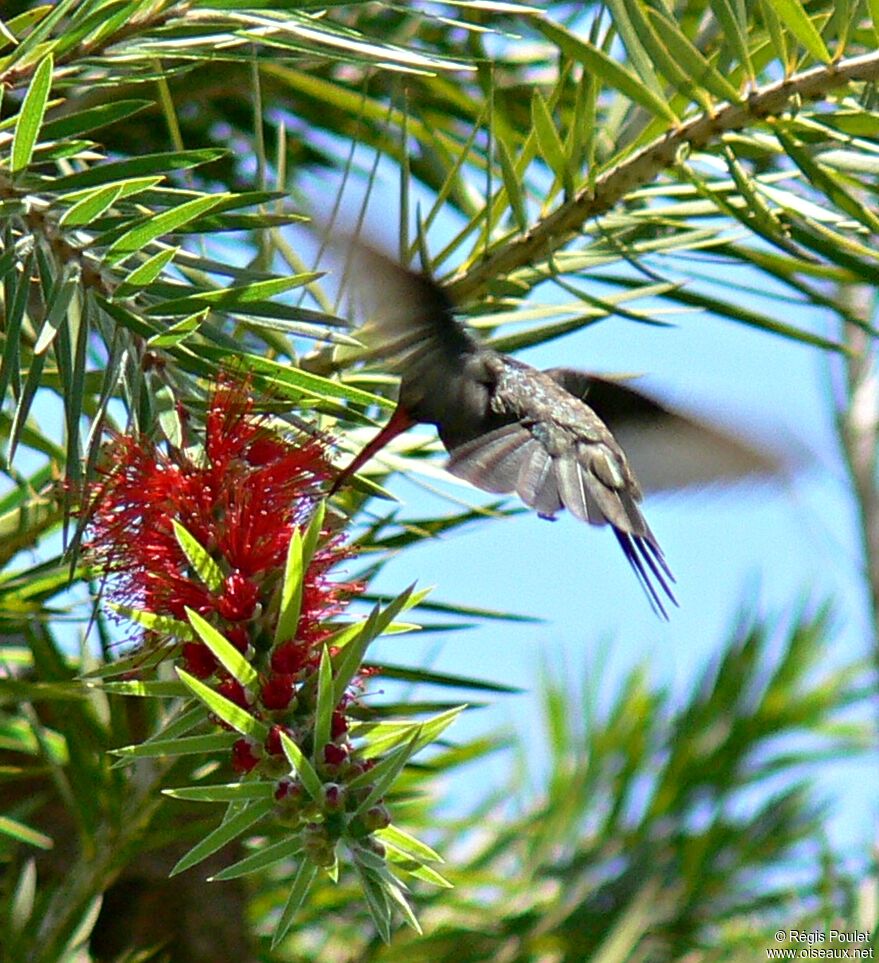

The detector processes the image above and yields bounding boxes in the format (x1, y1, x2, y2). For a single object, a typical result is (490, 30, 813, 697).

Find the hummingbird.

(329, 241, 778, 619)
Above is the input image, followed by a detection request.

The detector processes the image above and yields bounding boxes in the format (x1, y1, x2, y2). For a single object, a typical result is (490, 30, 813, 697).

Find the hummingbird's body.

(330, 241, 778, 618)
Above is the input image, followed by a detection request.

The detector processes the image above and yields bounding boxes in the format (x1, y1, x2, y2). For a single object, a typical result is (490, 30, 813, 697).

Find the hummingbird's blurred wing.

(543, 368, 783, 493)
(339, 239, 477, 382)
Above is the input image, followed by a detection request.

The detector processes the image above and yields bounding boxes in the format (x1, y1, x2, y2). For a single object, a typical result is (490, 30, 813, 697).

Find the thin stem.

(835, 293, 879, 669)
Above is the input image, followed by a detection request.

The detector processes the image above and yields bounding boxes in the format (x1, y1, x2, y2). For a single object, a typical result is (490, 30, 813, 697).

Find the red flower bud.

(323, 743, 348, 767)
(261, 673, 294, 710)
(246, 436, 286, 466)
(271, 642, 308, 675)
(363, 805, 391, 832)
(226, 625, 251, 654)
(275, 779, 302, 802)
(217, 677, 250, 709)
(181, 642, 218, 678)
(323, 783, 346, 813)
(231, 738, 260, 773)
(265, 724, 293, 756)
(330, 710, 348, 739)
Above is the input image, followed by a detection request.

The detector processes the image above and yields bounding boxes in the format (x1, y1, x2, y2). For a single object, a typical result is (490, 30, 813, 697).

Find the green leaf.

(111, 733, 236, 760)
(274, 502, 324, 645)
(145, 273, 323, 315)
(172, 520, 224, 592)
(645, 7, 741, 103)
(279, 729, 323, 802)
(186, 608, 258, 690)
(496, 135, 527, 231)
(204, 348, 389, 409)
(530, 90, 569, 190)
(104, 194, 229, 265)
(211, 837, 303, 881)
(352, 732, 421, 816)
(537, 20, 676, 122)
(176, 668, 267, 741)
(353, 858, 419, 941)
(79, 638, 179, 681)
(0, 816, 53, 851)
(354, 860, 394, 943)
(355, 706, 464, 760)
(49, 149, 225, 191)
(772, 0, 831, 61)
(603, 0, 663, 94)
(271, 859, 318, 949)
(709, 0, 754, 80)
(301, 499, 325, 570)
(0, 252, 31, 405)
(3, 6, 53, 38)
(313, 646, 334, 761)
(274, 526, 304, 645)
(10, 860, 37, 934)
(0, 20, 19, 48)
(40, 99, 150, 140)
(105, 603, 193, 639)
(115, 246, 178, 296)
(96, 680, 188, 698)
(61, 175, 163, 204)
(147, 308, 208, 349)
(870, 0, 879, 44)
(774, 127, 879, 235)
(369, 662, 521, 693)
(383, 851, 452, 889)
(332, 585, 417, 707)
(615, 0, 702, 106)
(33, 262, 78, 355)
(375, 824, 443, 864)
(169, 799, 274, 877)
(10, 53, 53, 172)
(164, 783, 275, 802)
(58, 182, 123, 227)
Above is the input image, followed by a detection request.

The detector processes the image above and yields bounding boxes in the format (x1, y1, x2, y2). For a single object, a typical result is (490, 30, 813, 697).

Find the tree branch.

(446, 50, 879, 304)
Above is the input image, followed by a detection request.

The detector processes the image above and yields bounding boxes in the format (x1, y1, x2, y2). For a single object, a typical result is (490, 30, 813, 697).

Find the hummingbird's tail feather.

(516, 443, 561, 516)
(613, 529, 677, 620)
(555, 451, 678, 617)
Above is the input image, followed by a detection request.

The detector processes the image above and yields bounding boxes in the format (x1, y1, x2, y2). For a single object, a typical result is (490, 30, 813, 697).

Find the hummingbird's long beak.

(330, 403, 416, 495)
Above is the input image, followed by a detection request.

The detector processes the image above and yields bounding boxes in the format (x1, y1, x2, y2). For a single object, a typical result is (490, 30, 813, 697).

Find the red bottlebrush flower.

(181, 642, 218, 679)
(231, 738, 261, 773)
(82, 379, 373, 809)
(261, 673, 295, 710)
(271, 641, 309, 675)
(84, 379, 356, 642)
(217, 571, 259, 621)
